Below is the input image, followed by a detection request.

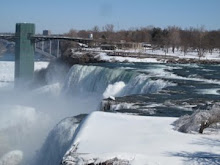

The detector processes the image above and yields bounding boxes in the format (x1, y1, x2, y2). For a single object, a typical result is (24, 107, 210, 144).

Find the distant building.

(43, 30, 51, 36)
(89, 33, 93, 39)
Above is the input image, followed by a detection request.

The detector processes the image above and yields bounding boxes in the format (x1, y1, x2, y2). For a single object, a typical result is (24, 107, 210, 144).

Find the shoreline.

(66, 49, 220, 65)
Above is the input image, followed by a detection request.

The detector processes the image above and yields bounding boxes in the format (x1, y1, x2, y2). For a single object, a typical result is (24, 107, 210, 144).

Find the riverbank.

(62, 48, 220, 65)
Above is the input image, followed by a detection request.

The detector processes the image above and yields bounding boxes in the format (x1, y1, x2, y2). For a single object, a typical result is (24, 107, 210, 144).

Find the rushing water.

(63, 63, 220, 117)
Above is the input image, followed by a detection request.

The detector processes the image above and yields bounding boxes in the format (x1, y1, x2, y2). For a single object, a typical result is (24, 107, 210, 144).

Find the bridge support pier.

(57, 40, 60, 58)
(15, 23, 35, 87)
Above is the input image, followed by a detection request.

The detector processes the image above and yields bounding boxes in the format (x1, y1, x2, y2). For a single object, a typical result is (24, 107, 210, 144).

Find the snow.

(34, 62, 49, 71)
(62, 111, 220, 165)
(144, 48, 220, 60)
(98, 52, 160, 63)
(0, 61, 14, 89)
(0, 61, 49, 89)
(140, 64, 220, 85)
(197, 88, 220, 95)
(174, 105, 220, 134)
(93, 48, 220, 63)
(0, 150, 23, 165)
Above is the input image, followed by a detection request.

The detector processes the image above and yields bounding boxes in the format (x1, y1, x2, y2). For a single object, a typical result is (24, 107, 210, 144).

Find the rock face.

(61, 49, 105, 66)
(166, 58, 220, 64)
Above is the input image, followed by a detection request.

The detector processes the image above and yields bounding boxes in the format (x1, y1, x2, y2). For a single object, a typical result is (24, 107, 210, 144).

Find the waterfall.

(63, 64, 172, 98)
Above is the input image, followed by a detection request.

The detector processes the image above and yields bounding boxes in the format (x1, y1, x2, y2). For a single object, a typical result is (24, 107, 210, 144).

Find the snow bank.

(144, 48, 220, 60)
(62, 111, 220, 165)
(95, 48, 220, 63)
(0, 61, 49, 89)
(98, 52, 160, 63)
(34, 62, 49, 71)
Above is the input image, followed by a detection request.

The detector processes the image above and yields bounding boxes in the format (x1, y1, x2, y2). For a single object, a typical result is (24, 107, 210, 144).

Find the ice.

(32, 115, 85, 165)
(93, 48, 220, 64)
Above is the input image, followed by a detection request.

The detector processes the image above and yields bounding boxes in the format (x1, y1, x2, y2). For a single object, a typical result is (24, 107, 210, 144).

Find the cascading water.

(63, 64, 172, 99)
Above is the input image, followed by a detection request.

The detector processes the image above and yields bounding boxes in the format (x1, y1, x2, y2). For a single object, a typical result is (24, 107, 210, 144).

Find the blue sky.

(0, 0, 220, 34)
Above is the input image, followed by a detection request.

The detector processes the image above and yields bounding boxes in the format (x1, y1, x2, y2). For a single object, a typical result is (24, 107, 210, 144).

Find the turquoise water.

(79, 63, 220, 117)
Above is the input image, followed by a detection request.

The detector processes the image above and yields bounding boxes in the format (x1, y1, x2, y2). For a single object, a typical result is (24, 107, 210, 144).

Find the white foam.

(103, 81, 125, 98)
(197, 88, 220, 95)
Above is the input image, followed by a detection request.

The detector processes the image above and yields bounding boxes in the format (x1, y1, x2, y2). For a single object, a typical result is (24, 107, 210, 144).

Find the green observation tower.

(15, 23, 35, 86)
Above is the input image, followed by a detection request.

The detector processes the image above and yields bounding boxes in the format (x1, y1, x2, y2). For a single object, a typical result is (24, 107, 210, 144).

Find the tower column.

(15, 23, 35, 87)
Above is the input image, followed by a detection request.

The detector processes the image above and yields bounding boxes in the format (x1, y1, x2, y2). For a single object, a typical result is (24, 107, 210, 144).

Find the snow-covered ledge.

(61, 112, 220, 165)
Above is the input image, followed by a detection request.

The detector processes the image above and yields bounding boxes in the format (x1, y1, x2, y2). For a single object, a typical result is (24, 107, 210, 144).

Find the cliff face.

(32, 114, 87, 165)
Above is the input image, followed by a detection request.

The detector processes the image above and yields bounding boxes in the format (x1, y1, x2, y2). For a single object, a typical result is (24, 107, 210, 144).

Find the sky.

(0, 0, 220, 34)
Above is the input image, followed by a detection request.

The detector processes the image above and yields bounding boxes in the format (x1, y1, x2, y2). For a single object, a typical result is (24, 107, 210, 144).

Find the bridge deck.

(0, 34, 16, 42)
(0, 34, 93, 43)
(33, 35, 93, 43)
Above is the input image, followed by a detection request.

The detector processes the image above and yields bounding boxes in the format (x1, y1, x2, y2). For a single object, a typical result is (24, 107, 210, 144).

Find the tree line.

(63, 25, 220, 56)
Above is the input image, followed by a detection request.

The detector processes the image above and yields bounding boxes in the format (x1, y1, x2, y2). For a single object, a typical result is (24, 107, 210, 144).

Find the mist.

(0, 60, 100, 165)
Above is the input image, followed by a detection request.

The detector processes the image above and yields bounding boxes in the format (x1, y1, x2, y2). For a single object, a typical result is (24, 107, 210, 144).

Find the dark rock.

(61, 49, 105, 66)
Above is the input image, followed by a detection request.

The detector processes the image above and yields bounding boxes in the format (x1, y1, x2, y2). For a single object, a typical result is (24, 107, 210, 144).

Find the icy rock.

(0, 150, 23, 165)
(32, 114, 87, 165)
(173, 104, 220, 133)
(108, 96, 115, 101)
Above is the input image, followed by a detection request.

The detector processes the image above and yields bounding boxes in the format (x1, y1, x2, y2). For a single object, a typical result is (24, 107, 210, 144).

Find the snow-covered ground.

(62, 111, 220, 165)
(98, 52, 159, 63)
(90, 47, 220, 63)
(144, 48, 220, 60)
(0, 61, 49, 89)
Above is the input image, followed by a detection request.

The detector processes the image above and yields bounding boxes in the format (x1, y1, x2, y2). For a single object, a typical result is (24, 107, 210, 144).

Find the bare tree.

(103, 24, 114, 32)
(168, 26, 181, 53)
(191, 27, 207, 58)
(60, 29, 78, 55)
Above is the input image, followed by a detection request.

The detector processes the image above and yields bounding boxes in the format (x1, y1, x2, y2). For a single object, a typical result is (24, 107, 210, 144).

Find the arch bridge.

(0, 23, 93, 87)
